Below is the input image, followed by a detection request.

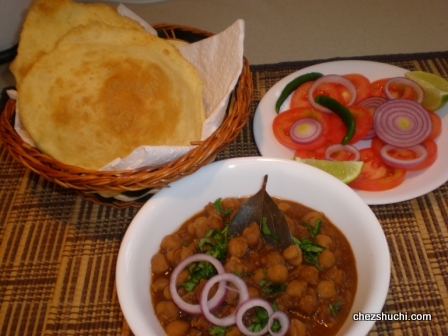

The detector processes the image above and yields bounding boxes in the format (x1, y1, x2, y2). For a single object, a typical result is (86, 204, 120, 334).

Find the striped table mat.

(1, 51, 448, 335)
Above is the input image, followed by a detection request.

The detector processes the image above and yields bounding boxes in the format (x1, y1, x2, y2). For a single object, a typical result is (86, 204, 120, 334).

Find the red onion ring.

(359, 96, 387, 139)
(307, 74, 357, 113)
(373, 99, 432, 147)
(380, 144, 428, 169)
(289, 118, 322, 144)
(268, 310, 290, 336)
(169, 254, 226, 315)
(384, 77, 424, 103)
(200, 273, 250, 327)
(235, 298, 274, 336)
(324, 144, 360, 161)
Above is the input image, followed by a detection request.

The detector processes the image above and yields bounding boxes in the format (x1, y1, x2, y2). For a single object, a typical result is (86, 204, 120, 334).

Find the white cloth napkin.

(11, 6, 245, 171)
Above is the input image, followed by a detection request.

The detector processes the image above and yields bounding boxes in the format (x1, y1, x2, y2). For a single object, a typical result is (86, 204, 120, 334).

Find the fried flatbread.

(18, 22, 205, 170)
(10, 0, 146, 86)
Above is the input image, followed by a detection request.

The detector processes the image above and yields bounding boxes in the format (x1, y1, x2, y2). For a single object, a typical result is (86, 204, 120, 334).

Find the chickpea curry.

(151, 183, 357, 336)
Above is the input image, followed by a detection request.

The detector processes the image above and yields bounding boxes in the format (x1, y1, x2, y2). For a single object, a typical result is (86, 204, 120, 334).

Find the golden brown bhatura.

(17, 22, 205, 170)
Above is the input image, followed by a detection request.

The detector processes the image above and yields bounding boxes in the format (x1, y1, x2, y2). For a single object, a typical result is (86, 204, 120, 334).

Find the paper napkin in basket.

(11, 6, 245, 171)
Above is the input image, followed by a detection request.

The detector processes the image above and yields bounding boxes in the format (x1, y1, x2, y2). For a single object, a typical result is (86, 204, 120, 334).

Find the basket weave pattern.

(0, 23, 253, 205)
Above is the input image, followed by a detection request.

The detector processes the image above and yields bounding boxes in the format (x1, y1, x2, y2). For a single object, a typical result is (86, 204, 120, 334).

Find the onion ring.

(235, 298, 274, 336)
(268, 310, 290, 336)
(384, 77, 424, 103)
(289, 118, 322, 144)
(380, 144, 428, 169)
(324, 144, 360, 161)
(373, 99, 432, 147)
(359, 96, 387, 139)
(308, 74, 357, 113)
(169, 254, 226, 315)
(200, 273, 250, 326)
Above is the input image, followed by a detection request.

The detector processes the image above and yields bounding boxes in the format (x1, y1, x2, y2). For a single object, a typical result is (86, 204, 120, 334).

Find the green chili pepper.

(314, 95, 355, 145)
(275, 72, 323, 113)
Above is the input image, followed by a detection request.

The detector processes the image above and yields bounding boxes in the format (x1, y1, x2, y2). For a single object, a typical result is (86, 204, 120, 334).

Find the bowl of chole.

(0, 0, 252, 207)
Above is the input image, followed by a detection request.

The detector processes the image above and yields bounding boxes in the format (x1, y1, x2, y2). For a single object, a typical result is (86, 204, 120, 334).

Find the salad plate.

(253, 60, 448, 205)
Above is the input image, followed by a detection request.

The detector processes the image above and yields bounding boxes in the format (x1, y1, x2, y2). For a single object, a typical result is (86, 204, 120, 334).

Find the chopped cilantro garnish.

(182, 261, 216, 292)
(303, 218, 322, 238)
(293, 237, 324, 268)
(198, 226, 229, 262)
(259, 278, 286, 297)
(210, 326, 230, 336)
(248, 306, 269, 332)
(213, 198, 233, 216)
(329, 300, 342, 317)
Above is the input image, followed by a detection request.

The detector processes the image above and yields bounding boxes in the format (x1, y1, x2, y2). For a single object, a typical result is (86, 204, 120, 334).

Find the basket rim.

(0, 23, 253, 197)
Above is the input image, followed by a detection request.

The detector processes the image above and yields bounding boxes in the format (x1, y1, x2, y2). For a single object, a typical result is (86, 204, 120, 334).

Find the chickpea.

(228, 237, 248, 257)
(326, 267, 344, 285)
(318, 250, 336, 269)
(298, 292, 317, 315)
(315, 234, 332, 249)
(242, 222, 261, 247)
(189, 328, 201, 336)
(283, 245, 302, 266)
(151, 253, 170, 275)
(161, 234, 182, 251)
(208, 215, 224, 230)
(252, 268, 266, 284)
(156, 301, 179, 323)
(176, 269, 189, 287)
(286, 279, 307, 298)
(225, 255, 243, 274)
(221, 198, 238, 211)
(151, 277, 169, 293)
(163, 285, 172, 300)
(289, 319, 307, 336)
(317, 280, 337, 299)
(193, 217, 209, 238)
(180, 245, 194, 262)
(299, 265, 319, 285)
(265, 251, 284, 266)
(267, 263, 289, 283)
(301, 211, 324, 226)
(224, 326, 241, 336)
(166, 248, 182, 266)
(165, 320, 190, 336)
(248, 286, 261, 298)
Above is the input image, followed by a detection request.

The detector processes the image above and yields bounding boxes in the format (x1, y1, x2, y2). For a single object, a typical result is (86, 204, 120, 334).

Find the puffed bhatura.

(10, 0, 146, 86)
(17, 22, 205, 170)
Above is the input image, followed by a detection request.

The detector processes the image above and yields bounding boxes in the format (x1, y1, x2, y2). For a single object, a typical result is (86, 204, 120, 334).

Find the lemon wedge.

(405, 71, 448, 110)
(294, 158, 364, 183)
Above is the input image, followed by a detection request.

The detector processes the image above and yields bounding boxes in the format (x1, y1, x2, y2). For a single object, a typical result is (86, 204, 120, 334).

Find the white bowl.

(116, 157, 390, 336)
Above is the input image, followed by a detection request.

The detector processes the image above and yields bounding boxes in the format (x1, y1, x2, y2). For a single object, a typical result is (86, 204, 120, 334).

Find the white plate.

(253, 60, 448, 205)
(116, 157, 390, 336)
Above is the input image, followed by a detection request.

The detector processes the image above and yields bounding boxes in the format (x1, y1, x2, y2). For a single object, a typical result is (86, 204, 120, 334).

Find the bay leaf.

(228, 175, 292, 250)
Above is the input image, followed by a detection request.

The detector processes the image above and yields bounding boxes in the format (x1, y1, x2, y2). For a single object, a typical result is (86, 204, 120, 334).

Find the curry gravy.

(151, 197, 357, 336)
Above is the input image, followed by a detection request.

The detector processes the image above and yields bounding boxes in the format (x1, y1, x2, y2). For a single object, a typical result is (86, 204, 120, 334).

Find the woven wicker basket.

(0, 23, 253, 207)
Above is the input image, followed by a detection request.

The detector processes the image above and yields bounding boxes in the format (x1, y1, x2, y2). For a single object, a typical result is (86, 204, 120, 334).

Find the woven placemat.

(1, 51, 448, 335)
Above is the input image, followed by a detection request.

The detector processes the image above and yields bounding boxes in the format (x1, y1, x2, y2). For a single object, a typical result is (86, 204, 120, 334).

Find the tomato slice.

(312, 82, 347, 105)
(326, 105, 373, 145)
(348, 148, 406, 191)
(427, 109, 442, 140)
(272, 107, 331, 151)
(290, 81, 313, 109)
(370, 77, 418, 100)
(344, 73, 372, 104)
(294, 141, 332, 159)
(371, 136, 437, 171)
(371, 78, 388, 98)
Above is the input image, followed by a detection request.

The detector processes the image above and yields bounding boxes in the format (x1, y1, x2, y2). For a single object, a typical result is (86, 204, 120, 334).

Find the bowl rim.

(116, 156, 391, 336)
